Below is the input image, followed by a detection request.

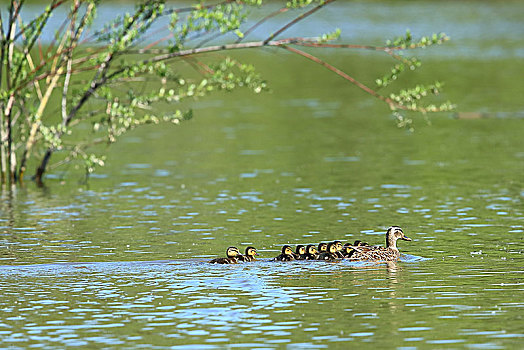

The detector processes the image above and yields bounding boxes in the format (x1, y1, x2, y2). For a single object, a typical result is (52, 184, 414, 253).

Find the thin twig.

(295, 41, 441, 52)
(263, 0, 336, 44)
(236, 6, 289, 43)
(296, 42, 393, 51)
(195, 31, 225, 49)
(0, 7, 7, 181)
(0, 8, 5, 40)
(62, 1, 79, 123)
(282, 45, 397, 109)
(5, 0, 16, 91)
(44, 14, 69, 65)
(13, 0, 66, 41)
(131, 38, 304, 67)
(12, 0, 61, 90)
(143, 33, 173, 51)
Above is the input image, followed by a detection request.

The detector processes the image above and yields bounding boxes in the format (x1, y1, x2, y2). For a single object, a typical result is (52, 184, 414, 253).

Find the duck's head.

(333, 240, 343, 251)
(226, 246, 240, 258)
(318, 242, 328, 252)
(306, 244, 317, 255)
(326, 242, 337, 254)
(281, 245, 294, 256)
(245, 246, 258, 257)
(296, 245, 306, 255)
(386, 226, 411, 249)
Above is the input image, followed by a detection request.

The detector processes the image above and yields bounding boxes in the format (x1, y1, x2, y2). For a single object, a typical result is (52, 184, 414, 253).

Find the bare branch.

(295, 42, 395, 51)
(62, 1, 80, 123)
(237, 6, 289, 43)
(263, 0, 336, 44)
(132, 38, 306, 67)
(282, 45, 399, 109)
(13, 0, 67, 42)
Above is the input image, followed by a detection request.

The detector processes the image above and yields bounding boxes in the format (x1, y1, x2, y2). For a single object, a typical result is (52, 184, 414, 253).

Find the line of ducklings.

(209, 226, 411, 264)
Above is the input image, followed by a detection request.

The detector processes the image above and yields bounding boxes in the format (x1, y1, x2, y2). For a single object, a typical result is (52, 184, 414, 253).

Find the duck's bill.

(402, 236, 412, 241)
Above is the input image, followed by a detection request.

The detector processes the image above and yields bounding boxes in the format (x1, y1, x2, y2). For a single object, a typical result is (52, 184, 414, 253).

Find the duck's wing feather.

(347, 246, 399, 261)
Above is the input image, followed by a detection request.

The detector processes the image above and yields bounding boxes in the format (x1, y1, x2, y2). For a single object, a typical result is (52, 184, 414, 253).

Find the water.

(1, 257, 522, 348)
(1, 1, 524, 348)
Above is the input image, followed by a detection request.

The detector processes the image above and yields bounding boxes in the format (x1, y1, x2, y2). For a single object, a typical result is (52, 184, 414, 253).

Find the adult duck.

(346, 226, 411, 262)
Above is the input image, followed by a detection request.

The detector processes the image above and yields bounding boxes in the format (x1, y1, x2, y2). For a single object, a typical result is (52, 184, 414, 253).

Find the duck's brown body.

(342, 240, 369, 257)
(346, 226, 411, 262)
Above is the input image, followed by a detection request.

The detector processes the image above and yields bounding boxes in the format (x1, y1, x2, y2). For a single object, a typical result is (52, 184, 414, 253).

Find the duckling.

(238, 246, 258, 262)
(353, 240, 369, 247)
(294, 245, 306, 260)
(341, 243, 355, 258)
(332, 240, 345, 258)
(342, 240, 370, 258)
(346, 226, 411, 262)
(209, 246, 240, 264)
(317, 242, 328, 254)
(317, 242, 340, 261)
(304, 244, 318, 260)
(272, 245, 295, 262)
